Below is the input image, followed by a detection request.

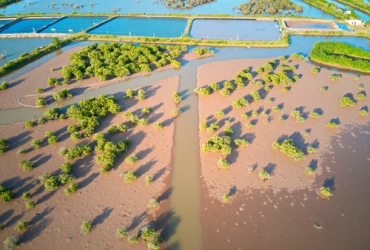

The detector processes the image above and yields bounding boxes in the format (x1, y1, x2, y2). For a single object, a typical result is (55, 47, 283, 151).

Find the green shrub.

(128, 236, 139, 244)
(148, 199, 159, 208)
(36, 88, 44, 93)
(70, 132, 82, 141)
(64, 183, 78, 195)
(272, 139, 305, 161)
(0, 81, 9, 91)
(31, 139, 42, 149)
(37, 117, 47, 125)
(220, 89, 230, 96)
(223, 81, 234, 90)
(210, 82, 220, 92)
(245, 122, 253, 128)
(278, 117, 285, 123)
(311, 67, 319, 74)
(81, 220, 92, 234)
(327, 121, 338, 128)
(281, 87, 289, 92)
(53, 89, 73, 101)
(126, 89, 136, 98)
(250, 90, 261, 102)
(0, 139, 9, 154)
(19, 160, 34, 171)
(153, 123, 163, 130)
(232, 97, 249, 108)
(39, 173, 58, 191)
(0, 185, 13, 203)
(340, 96, 356, 107)
(172, 92, 181, 103)
(305, 166, 315, 175)
(214, 110, 224, 117)
(218, 157, 230, 169)
(202, 136, 232, 155)
(329, 74, 342, 81)
(222, 194, 231, 202)
(296, 116, 305, 123)
(3, 236, 19, 250)
(137, 89, 146, 100)
(320, 86, 327, 92)
(47, 77, 59, 86)
(264, 86, 270, 92)
(309, 112, 321, 118)
(47, 135, 58, 144)
(138, 118, 149, 126)
(58, 173, 76, 185)
(108, 126, 118, 134)
(291, 110, 300, 118)
(194, 87, 211, 96)
(116, 124, 127, 132)
(14, 221, 29, 232)
(22, 191, 31, 200)
(25, 200, 35, 209)
(172, 108, 181, 117)
(261, 111, 267, 117)
(307, 146, 316, 154)
(234, 139, 249, 147)
(125, 155, 138, 165)
(320, 187, 333, 197)
(241, 113, 248, 120)
(117, 227, 127, 239)
(359, 108, 368, 116)
(43, 108, 60, 120)
(35, 97, 47, 107)
(141, 226, 161, 249)
(193, 47, 214, 56)
(259, 170, 270, 181)
(291, 52, 304, 60)
(145, 176, 153, 186)
(199, 124, 207, 130)
(25, 120, 35, 128)
(224, 127, 233, 136)
(354, 75, 360, 81)
(60, 162, 73, 173)
(359, 84, 364, 89)
(356, 92, 366, 100)
(142, 107, 151, 114)
(67, 125, 79, 134)
(272, 106, 280, 112)
(124, 171, 137, 183)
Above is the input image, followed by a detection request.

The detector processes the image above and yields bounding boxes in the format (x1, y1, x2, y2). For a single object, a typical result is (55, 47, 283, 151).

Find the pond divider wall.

(83, 16, 117, 33)
(283, 18, 342, 32)
(0, 18, 21, 33)
(36, 16, 67, 33)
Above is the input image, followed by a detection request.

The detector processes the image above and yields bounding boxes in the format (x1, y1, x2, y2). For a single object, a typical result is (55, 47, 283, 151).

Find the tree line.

(238, 0, 304, 15)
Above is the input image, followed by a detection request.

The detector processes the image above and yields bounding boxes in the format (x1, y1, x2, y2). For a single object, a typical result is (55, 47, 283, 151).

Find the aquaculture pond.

(190, 19, 280, 41)
(88, 17, 187, 37)
(0, 38, 52, 67)
(336, 22, 353, 31)
(295, 23, 332, 29)
(2, 0, 335, 20)
(0, 18, 59, 34)
(0, 19, 14, 28)
(40, 17, 107, 34)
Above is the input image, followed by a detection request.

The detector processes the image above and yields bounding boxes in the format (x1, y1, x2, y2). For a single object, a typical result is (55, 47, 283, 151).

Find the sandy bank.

(0, 76, 179, 249)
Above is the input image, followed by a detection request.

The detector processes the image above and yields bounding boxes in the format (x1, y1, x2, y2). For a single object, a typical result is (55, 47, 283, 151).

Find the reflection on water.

(0, 18, 58, 33)
(41, 17, 107, 34)
(190, 19, 280, 41)
(88, 17, 187, 37)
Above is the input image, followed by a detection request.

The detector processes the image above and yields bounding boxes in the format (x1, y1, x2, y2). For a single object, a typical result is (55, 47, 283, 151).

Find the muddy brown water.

(1, 36, 370, 249)
(200, 123, 370, 250)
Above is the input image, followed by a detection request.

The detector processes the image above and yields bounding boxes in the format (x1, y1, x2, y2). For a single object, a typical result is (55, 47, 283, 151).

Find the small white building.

(345, 19, 364, 26)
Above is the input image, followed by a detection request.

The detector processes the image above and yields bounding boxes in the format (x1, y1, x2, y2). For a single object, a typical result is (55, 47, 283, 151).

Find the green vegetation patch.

(272, 138, 305, 161)
(310, 42, 370, 73)
(202, 136, 232, 155)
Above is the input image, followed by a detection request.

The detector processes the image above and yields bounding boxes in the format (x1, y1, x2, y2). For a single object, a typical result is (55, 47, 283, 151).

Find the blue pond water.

(41, 17, 107, 33)
(190, 19, 280, 41)
(336, 22, 353, 31)
(0, 38, 52, 66)
(0, 18, 59, 33)
(2, 0, 336, 20)
(88, 17, 187, 37)
(326, 0, 370, 21)
(0, 19, 13, 28)
(295, 23, 331, 29)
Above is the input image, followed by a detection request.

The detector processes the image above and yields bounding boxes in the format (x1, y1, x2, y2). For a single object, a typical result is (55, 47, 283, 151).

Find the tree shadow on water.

(151, 210, 181, 243)
(157, 187, 173, 203)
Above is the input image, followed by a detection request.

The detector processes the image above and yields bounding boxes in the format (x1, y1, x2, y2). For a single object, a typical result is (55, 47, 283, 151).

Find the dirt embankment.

(0, 76, 179, 249)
